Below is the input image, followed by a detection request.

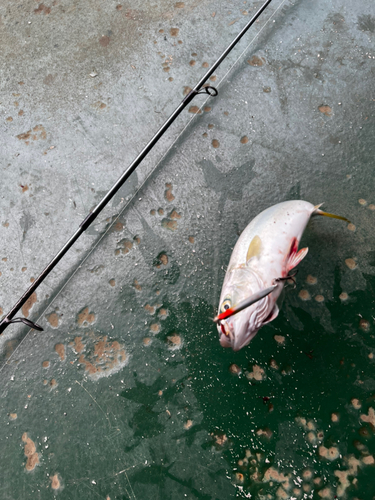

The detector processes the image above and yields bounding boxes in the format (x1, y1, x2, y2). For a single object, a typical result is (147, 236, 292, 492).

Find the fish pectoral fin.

(287, 246, 308, 272)
(262, 304, 279, 325)
(246, 235, 262, 264)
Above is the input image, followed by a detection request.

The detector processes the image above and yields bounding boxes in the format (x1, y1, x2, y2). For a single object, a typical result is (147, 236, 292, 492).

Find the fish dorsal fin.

(246, 235, 262, 264)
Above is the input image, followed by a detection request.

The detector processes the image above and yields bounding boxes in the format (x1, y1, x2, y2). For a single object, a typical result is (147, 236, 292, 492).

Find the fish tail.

(313, 204, 350, 223)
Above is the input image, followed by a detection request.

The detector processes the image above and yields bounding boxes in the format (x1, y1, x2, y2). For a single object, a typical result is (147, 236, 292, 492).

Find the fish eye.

(220, 298, 231, 313)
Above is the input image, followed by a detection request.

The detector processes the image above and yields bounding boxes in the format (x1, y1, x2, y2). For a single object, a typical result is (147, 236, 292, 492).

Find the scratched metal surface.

(1, 0, 375, 498)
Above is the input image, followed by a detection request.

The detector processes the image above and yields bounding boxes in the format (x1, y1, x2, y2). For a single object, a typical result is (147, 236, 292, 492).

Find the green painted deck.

(0, 0, 374, 498)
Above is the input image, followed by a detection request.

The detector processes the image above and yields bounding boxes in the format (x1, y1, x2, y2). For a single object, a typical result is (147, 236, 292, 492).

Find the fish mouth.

(219, 319, 259, 351)
(219, 321, 234, 348)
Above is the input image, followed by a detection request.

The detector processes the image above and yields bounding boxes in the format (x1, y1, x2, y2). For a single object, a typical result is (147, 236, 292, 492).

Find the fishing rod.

(0, 0, 273, 335)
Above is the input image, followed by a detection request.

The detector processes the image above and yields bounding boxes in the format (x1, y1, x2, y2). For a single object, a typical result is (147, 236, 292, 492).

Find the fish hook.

(274, 270, 298, 289)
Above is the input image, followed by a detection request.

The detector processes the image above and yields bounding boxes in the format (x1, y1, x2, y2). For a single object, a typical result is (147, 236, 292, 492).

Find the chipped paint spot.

(22, 433, 39, 471)
(77, 307, 96, 326)
(184, 419, 193, 429)
(360, 407, 375, 426)
(17, 125, 46, 143)
(318, 105, 332, 116)
(319, 445, 339, 460)
(274, 335, 285, 344)
(247, 55, 265, 66)
(77, 335, 127, 380)
(345, 258, 357, 269)
(149, 323, 160, 334)
(21, 292, 37, 318)
(298, 289, 311, 300)
(54, 343, 65, 361)
(167, 333, 182, 350)
(246, 364, 265, 381)
(47, 312, 59, 328)
(50, 473, 61, 490)
(164, 183, 175, 202)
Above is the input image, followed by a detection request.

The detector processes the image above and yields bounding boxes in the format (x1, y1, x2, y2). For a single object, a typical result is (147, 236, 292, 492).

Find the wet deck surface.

(0, 0, 375, 498)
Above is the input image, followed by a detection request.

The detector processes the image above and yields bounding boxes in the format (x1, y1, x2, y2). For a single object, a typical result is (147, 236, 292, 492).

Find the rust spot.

(158, 208, 164, 215)
(189, 60, 196, 66)
(54, 343, 65, 361)
(43, 74, 55, 85)
(50, 379, 57, 387)
(115, 239, 133, 255)
(34, 3, 51, 14)
(359, 319, 370, 331)
(183, 86, 192, 96)
(109, 279, 116, 287)
(319, 105, 332, 116)
(144, 304, 155, 314)
(202, 62, 209, 68)
(6, 117, 13, 122)
(20, 184, 29, 192)
(203, 106, 211, 112)
(133, 279, 142, 291)
(240, 136, 249, 144)
(150, 209, 156, 216)
(169, 210, 181, 219)
(116, 4, 122, 10)
(345, 258, 357, 270)
(167, 333, 181, 347)
(150, 323, 160, 334)
(170, 28, 179, 36)
(113, 221, 124, 232)
(71, 336, 84, 354)
(42, 360, 50, 368)
(2, 222, 9, 227)
(77, 335, 127, 378)
(188, 236, 195, 243)
(50, 474, 61, 490)
(247, 55, 265, 66)
(17, 125, 46, 143)
(77, 307, 96, 326)
(99, 35, 110, 47)
(161, 219, 177, 230)
(160, 253, 168, 265)
(47, 312, 59, 328)
(158, 308, 168, 319)
(175, 1, 185, 7)
(212, 139, 220, 148)
(164, 182, 175, 202)
(22, 433, 39, 471)
(21, 292, 37, 318)
(9, 413, 17, 420)
(188, 106, 201, 114)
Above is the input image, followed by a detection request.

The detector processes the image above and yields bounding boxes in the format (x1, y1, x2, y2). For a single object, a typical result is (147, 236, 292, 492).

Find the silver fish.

(216, 200, 349, 351)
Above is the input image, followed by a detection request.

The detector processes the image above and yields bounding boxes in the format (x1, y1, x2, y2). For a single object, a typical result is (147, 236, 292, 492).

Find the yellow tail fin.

(314, 207, 350, 223)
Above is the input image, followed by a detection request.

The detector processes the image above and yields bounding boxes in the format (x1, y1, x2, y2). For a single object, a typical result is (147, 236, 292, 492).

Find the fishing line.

(0, 0, 290, 342)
